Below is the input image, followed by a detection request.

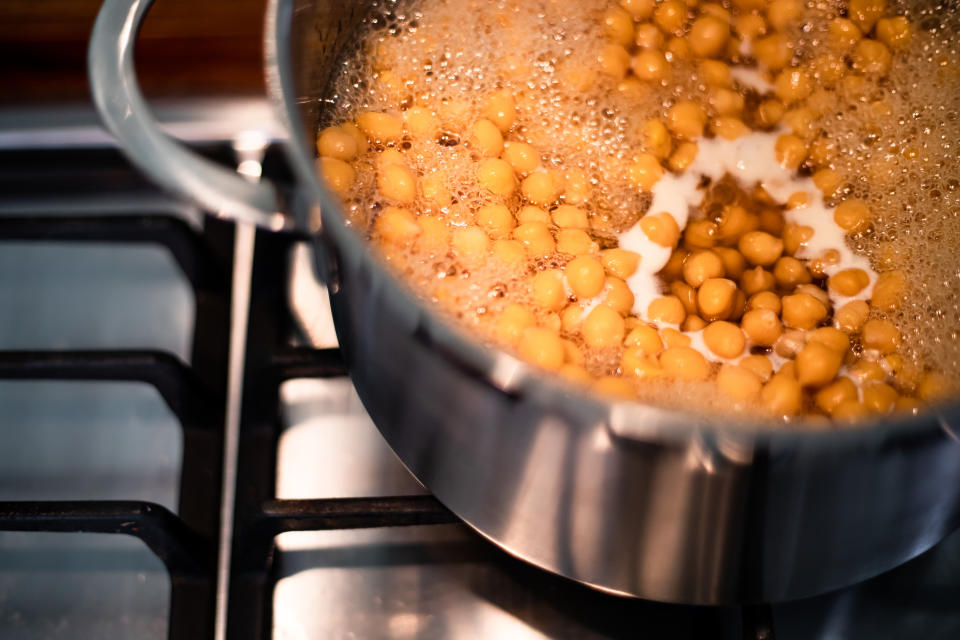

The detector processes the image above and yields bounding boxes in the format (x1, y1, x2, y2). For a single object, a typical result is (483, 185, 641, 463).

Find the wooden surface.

(0, 0, 268, 104)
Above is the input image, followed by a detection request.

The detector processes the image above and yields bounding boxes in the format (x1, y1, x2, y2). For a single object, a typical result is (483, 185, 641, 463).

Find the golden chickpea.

(556, 229, 595, 255)
(519, 327, 565, 371)
(711, 248, 743, 281)
(848, 0, 886, 33)
(832, 399, 868, 420)
(502, 142, 540, 175)
(654, 0, 687, 34)
(682, 315, 706, 332)
(403, 106, 439, 139)
(513, 221, 556, 257)
(417, 215, 449, 254)
(758, 207, 786, 237)
(374, 207, 420, 245)
(797, 283, 831, 308)
(661, 248, 689, 281)
(338, 121, 367, 151)
(747, 291, 781, 314)
(782, 292, 829, 330)
(470, 119, 504, 157)
(738, 231, 784, 267)
(753, 34, 792, 71)
(582, 305, 627, 349)
(761, 375, 803, 416)
(621, 0, 655, 19)
(640, 119, 672, 159)
(862, 319, 901, 354)
(849, 359, 886, 384)
(815, 377, 858, 414)
(485, 90, 517, 133)
(852, 39, 892, 75)
(317, 126, 358, 161)
(697, 278, 738, 320)
(565, 255, 606, 299)
(808, 327, 851, 354)
(640, 212, 681, 248)
(711, 117, 751, 140)
(659, 346, 710, 380)
(318, 157, 355, 197)
(740, 308, 782, 346)
(812, 169, 843, 199)
(497, 303, 537, 346)
(774, 134, 807, 170)
(733, 13, 767, 41)
(863, 381, 898, 413)
(773, 256, 812, 288)
(777, 71, 814, 107)
(827, 268, 870, 297)
(603, 277, 635, 315)
(703, 321, 746, 358)
(666, 36, 691, 61)
(625, 323, 663, 354)
(631, 49, 672, 82)
(560, 304, 585, 333)
(451, 226, 489, 264)
(876, 16, 911, 51)
(700, 60, 732, 87)
(492, 239, 527, 264)
(871, 270, 904, 312)
(689, 16, 729, 58)
(741, 354, 774, 382)
(476, 204, 515, 238)
(796, 341, 844, 388)
(377, 163, 417, 204)
(683, 250, 725, 287)
(593, 376, 637, 399)
(668, 141, 699, 172)
(710, 88, 745, 117)
(740, 266, 775, 295)
(661, 327, 691, 348)
(917, 371, 950, 402)
(667, 100, 707, 140)
(517, 206, 551, 225)
(766, 0, 802, 31)
(833, 199, 872, 233)
(781, 224, 812, 256)
(757, 98, 787, 128)
(717, 364, 763, 402)
(357, 111, 403, 142)
(601, 248, 641, 279)
(548, 205, 586, 229)
(375, 148, 405, 170)
(716, 205, 757, 244)
(563, 168, 592, 205)
(521, 170, 561, 206)
(629, 154, 665, 191)
(828, 18, 862, 53)
(684, 220, 718, 250)
(635, 23, 665, 49)
(648, 295, 687, 325)
(671, 280, 698, 314)
(604, 6, 636, 46)
(598, 44, 632, 78)
(477, 158, 517, 197)
(561, 339, 585, 366)
(621, 347, 663, 379)
(531, 269, 567, 311)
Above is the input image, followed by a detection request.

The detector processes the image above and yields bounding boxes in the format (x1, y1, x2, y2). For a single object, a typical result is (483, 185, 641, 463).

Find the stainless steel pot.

(89, 0, 960, 605)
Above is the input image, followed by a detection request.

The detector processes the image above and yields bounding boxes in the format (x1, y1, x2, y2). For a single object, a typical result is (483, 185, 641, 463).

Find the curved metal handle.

(88, 0, 291, 230)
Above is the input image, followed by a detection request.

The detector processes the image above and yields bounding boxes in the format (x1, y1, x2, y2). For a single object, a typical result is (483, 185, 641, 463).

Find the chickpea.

(641, 211, 681, 247)
(629, 154, 665, 192)
(476, 204, 516, 238)
(683, 315, 708, 332)
(519, 327, 565, 371)
(485, 90, 517, 133)
(828, 268, 870, 297)
(477, 158, 517, 197)
(832, 399, 868, 421)
(497, 303, 537, 346)
(561, 304, 585, 333)
(517, 206, 551, 225)
(556, 229, 595, 255)
(603, 277, 636, 315)
(782, 292, 829, 330)
(565, 255, 606, 299)
(661, 327, 692, 348)
(625, 323, 664, 354)
(863, 381, 898, 414)
(621, 347, 663, 379)
(548, 205, 586, 230)
(668, 141, 699, 172)
(917, 371, 950, 402)
(452, 226, 490, 264)
(671, 280, 699, 314)
(808, 327, 851, 354)
(815, 376, 857, 414)
(635, 23, 665, 49)
(828, 18, 862, 53)
(698, 278, 738, 320)
(376, 148, 405, 170)
(667, 101, 707, 140)
(849, 359, 886, 384)
(795, 341, 844, 388)
(660, 346, 711, 381)
(703, 321, 746, 358)
(563, 168, 592, 204)
(871, 270, 905, 312)
(711, 247, 743, 281)
(716, 205, 757, 244)
(521, 170, 561, 205)
(601, 248, 641, 279)
(502, 142, 540, 175)
(876, 16, 912, 51)
(812, 169, 843, 199)
(683, 250, 725, 287)
(599, 44, 632, 78)
(582, 305, 627, 349)
(780, 224, 811, 257)
(604, 6, 636, 46)
(833, 199, 872, 233)
(338, 121, 367, 151)
(654, 0, 687, 34)
(862, 319, 901, 354)
(621, 0, 655, 20)
(761, 375, 803, 416)
(747, 291, 781, 314)
(773, 256, 811, 288)
(641, 119, 672, 159)
(631, 50, 672, 82)
(513, 221, 556, 257)
(661, 248, 689, 281)
(851, 39, 892, 75)
(755, 100, 785, 130)
(317, 126, 358, 161)
(700, 60, 732, 87)
(470, 119, 504, 157)
(648, 295, 687, 324)
(403, 106, 439, 139)
(738, 231, 784, 267)
(848, 0, 886, 33)
(712, 117, 751, 140)
(689, 16, 729, 58)
(717, 364, 763, 402)
(666, 36, 691, 61)
(357, 111, 403, 142)
(377, 163, 417, 204)
(684, 220, 718, 250)
(374, 207, 420, 244)
(710, 88, 746, 117)
(492, 239, 527, 264)
(741, 308, 782, 346)
(741, 354, 774, 382)
(417, 215, 449, 254)
(740, 266, 776, 296)
(532, 269, 567, 311)
(734, 13, 767, 41)
(561, 339, 585, 366)
(318, 157, 355, 196)
(766, 0, 802, 31)
(753, 34, 792, 71)
(774, 134, 807, 169)
(758, 208, 786, 237)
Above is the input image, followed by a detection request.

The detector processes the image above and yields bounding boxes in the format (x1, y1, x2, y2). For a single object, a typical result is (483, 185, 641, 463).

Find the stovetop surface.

(1, 101, 959, 640)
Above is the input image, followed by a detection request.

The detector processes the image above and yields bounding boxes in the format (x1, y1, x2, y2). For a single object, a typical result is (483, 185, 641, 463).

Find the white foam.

(730, 66, 773, 94)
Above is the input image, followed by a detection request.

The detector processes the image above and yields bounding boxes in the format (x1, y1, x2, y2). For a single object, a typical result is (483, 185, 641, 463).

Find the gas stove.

(0, 99, 959, 640)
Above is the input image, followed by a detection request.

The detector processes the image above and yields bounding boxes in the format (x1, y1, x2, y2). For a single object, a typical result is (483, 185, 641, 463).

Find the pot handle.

(88, 0, 291, 231)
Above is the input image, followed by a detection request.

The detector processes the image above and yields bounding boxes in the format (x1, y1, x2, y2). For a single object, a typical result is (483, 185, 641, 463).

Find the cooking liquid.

(321, 0, 960, 422)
